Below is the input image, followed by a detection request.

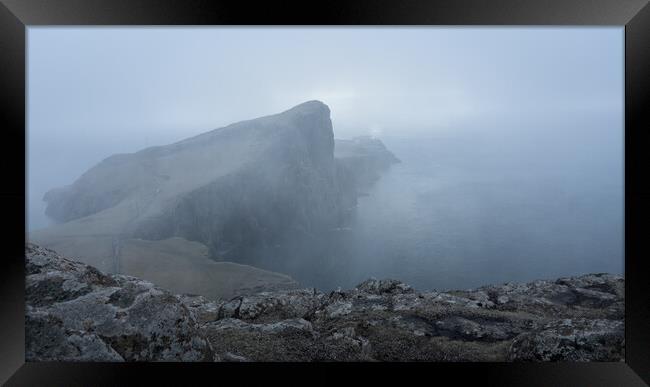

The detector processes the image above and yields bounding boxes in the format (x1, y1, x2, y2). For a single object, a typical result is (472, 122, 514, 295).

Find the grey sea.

(276, 115, 624, 292)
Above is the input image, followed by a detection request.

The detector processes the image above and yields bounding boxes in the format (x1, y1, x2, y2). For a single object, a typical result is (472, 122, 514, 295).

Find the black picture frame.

(1, 0, 648, 385)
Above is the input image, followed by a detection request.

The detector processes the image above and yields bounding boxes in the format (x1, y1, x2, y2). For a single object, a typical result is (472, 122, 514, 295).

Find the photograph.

(24, 26, 626, 362)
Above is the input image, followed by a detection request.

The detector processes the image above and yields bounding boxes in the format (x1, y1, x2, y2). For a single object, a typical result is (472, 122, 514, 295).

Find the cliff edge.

(26, 244, 624, 362)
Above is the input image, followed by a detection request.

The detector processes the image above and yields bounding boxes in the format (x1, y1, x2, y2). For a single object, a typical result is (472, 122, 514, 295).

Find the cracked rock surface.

(26, 244, 214, 361)
(26, 244, 624, 362)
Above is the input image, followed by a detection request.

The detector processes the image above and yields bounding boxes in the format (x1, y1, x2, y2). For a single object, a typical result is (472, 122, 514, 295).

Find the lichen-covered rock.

(25, 309, 124, 361)
(216, 288, 327, 323)
(26, 244, 214, 362)
(26, 244, 624, 362)
(508, 318, 624, 361)
(356, 278, 414, 295)
(463, 273, 625, 321)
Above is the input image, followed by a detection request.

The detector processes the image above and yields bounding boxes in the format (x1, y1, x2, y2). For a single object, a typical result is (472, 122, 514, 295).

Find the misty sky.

(27, 27, 623, 231)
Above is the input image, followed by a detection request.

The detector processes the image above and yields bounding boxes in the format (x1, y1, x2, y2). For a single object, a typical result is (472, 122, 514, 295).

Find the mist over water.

(28, 27, 624, 292)
(264, 113, 623, 292)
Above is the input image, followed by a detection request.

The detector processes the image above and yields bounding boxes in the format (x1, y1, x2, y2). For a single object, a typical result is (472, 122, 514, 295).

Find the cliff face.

(124, 101, 348, 261)
(26, 244, 624, 362)
(335, 136, 401, 192)
(41, 101, 342, 246)
(32, 101, 398, 277)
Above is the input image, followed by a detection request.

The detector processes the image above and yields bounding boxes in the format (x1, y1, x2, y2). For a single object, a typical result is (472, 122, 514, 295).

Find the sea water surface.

(279, 115, 624, 292)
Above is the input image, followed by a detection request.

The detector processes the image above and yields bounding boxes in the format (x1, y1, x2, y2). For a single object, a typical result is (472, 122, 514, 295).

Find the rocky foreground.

(26, 244, 624, 362)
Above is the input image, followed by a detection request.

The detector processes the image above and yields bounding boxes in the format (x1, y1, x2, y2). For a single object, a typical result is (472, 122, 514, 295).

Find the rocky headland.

(26, 244, 624, 362)
(29, 101, 399, 299)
